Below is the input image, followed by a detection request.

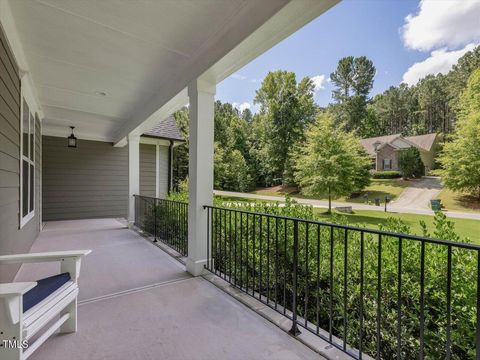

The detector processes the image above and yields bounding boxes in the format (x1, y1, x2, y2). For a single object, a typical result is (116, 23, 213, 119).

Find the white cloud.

(311, 74, 326, 91)
(402, 0, 480, 51)
(231, 73, 247, 80)
(402, 44, 476, 86)
(233, 102, 251, 112)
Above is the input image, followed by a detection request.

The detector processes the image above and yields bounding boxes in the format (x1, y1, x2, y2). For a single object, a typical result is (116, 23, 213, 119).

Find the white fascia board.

(0, 0, 44, 120)
(139, 137, 170, 147)
(113, 0, 339, 145)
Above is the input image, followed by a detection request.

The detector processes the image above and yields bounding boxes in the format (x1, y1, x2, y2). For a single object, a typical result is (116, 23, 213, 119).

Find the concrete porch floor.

(15, 218, 325, 360)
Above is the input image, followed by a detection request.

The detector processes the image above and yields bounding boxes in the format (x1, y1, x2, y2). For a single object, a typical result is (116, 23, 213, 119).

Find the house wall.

(0, 26, 41, 282)
(139, 142, 169, 198)
(42, 136, 129, 220)
(140, 144, 156, 197)
(419, 138, 441, 173)
(376, 144, 399, 171)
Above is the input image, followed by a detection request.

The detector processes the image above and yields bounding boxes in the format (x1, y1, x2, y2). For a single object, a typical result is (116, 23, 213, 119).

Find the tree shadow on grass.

(316, 212, 392, 229)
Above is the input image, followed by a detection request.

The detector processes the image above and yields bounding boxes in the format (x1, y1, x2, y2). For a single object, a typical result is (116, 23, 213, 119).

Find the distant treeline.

(172, 46, 480, 191)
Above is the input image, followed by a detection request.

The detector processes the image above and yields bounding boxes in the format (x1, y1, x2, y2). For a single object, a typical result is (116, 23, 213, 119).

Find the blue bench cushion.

(23, 272, 71, 313)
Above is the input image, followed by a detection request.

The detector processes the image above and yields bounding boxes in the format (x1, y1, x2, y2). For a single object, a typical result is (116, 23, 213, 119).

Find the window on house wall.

(20, 98, 35, 227)
(383, 159, 391, 170)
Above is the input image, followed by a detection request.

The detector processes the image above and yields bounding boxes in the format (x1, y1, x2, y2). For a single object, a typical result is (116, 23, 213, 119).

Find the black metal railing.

(134, 195, 188, 256)
(204, 205, 480, 359)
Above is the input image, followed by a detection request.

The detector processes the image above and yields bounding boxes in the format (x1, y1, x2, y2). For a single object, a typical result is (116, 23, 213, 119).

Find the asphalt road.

(214, 181, 480, 221)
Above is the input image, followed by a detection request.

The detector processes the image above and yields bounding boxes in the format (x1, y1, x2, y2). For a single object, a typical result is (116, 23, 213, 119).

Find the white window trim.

(19, 90, 35, 229)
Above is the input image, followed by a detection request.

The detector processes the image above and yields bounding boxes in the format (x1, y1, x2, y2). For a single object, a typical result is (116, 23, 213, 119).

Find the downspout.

(168, 140, 173, 194)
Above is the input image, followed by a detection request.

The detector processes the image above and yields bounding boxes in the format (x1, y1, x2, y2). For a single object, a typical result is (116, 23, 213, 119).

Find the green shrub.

(398, 147, 425, 178)
(211, 198, 476, 359)
(372, 170, 401, 179)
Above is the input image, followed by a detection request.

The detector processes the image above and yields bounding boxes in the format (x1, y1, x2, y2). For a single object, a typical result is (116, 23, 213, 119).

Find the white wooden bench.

(0, 250, 91, 360)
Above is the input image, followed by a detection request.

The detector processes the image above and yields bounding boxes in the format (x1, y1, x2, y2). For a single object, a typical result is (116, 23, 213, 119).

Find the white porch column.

(128, 133, 140, 225)
(186, 78, 215, 276)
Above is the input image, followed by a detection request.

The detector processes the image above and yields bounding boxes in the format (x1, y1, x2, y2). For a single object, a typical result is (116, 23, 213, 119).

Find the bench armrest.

(0, 282, 37, 325)
(0, 282, 37, 297)
(0, 250, 91, 264)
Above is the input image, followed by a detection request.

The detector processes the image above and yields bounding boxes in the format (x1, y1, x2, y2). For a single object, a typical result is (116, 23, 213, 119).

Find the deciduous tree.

(294, 112, 371, 212)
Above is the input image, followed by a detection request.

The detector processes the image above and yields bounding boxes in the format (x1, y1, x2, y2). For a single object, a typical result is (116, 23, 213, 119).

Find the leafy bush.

(211, 198, 476, 359)
(372, 170, 401, 179)
(398, 147, 425, 178)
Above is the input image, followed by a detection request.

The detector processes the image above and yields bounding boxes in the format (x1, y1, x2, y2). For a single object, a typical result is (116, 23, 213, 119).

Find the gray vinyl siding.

(42, 136, 128, 220)
(158, 145, 169, 198)
(0, 26, 40, 282)
(140, 144, 156, 197)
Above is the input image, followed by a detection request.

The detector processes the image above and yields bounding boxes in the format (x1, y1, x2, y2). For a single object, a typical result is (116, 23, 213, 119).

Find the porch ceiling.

(7, 0, 283, 141)
(6, 0, 339, 143)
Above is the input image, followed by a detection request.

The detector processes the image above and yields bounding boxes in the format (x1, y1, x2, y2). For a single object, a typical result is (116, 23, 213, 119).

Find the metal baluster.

(252, 214, 256, 296)
(397, 237, 403, 360)
(267, 217, 271, 304)
(329, 226, 334, 343)
(246, 213, 249, 293)
(377, 234, 383, 360)
(289, 220, 301, 336)
(283, 218, 287, 315)
(446, 246, 452, 359)
(215, 208, 219, 275)
(206, 207, 210, 270)
(229, 210, 233, 283)
(275, 217, 279, 310)
(304, 223, 309, 328)
(224, 208, 227, 280)
(259, 216, 263, 300)
(234, 210, 237, 286)
(240, 212, 243, 289)
(359, 231, 364, 359)
(154, 198, 158, 242)
(343, 228, 348, 351)
(316, 224, 320, 335)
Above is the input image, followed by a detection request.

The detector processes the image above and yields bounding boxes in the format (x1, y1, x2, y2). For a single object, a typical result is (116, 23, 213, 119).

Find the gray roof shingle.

(360, 132, 438, 155)
(142, 115, 184, 141)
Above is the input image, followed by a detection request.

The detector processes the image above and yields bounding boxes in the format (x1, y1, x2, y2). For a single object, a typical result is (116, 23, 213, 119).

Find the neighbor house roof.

(360, 134, 401, 156)
(360, 132, 438, 155)
(404, 133, 438, 151)
(142, 116, 184, 142)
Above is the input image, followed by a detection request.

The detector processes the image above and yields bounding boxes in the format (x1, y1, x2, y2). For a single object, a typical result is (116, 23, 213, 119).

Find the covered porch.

(15, 218, 324, 360)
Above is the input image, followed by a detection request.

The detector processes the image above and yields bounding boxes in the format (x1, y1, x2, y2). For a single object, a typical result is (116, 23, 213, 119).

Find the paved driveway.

(391, 176, 442, 210)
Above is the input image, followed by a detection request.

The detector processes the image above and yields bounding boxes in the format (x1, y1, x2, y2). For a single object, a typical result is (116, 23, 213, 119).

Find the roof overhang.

(1, 0, 339, 145)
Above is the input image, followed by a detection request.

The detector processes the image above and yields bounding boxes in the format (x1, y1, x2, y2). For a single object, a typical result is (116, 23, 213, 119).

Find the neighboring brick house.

(360, 133, 441, 173)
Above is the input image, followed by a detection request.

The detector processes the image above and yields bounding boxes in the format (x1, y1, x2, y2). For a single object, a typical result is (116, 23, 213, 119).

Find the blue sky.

(216, 0, 480, 112)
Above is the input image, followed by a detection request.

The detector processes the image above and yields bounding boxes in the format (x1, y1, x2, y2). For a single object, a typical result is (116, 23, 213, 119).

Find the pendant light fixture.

(67, 126, 77, 148)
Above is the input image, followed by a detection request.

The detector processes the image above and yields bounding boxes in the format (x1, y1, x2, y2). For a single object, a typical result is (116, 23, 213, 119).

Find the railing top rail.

(134, 194, 188, 205)
(203, 204, 480, 251)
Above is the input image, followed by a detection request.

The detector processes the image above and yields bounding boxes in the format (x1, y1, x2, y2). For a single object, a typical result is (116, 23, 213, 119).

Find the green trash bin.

(431, 199, 442, 211)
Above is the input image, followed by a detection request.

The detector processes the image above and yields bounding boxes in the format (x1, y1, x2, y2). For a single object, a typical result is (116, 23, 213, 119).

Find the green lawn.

(216, 195, 480, 244)
(252, 179, 410, 204)
(437, 188, 480, 213)
(315, 209, 480, 243)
